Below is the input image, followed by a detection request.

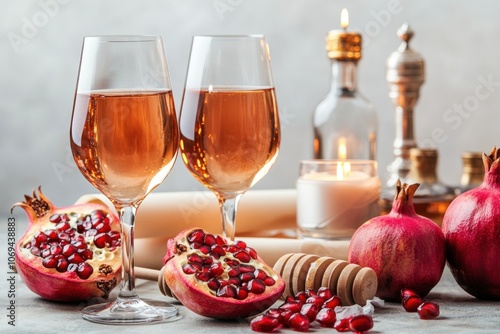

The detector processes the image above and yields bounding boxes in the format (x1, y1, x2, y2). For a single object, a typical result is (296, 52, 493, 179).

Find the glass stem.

(116, 205, 138, 299)
(219, 195, 242, 242)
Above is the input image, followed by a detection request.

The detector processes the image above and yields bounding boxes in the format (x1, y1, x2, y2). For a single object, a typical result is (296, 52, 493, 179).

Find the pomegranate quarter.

(163, 228, 285, 319)
(12, 187, 121, 302)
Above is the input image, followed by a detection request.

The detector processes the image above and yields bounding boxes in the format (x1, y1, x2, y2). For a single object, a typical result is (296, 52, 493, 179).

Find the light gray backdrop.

(2, 0, 499, 218)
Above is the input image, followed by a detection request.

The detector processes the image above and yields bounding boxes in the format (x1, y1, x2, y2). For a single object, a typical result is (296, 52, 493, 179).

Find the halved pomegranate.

(163, 228, 285, 319)
(12, 187, 121, 302)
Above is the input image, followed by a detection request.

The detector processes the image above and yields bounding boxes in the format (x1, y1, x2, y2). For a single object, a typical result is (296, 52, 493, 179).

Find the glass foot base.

(82, 296, 179, 325)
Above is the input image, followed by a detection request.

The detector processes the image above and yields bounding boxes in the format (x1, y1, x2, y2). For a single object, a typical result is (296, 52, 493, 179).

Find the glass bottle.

(313, 15, 377, 160)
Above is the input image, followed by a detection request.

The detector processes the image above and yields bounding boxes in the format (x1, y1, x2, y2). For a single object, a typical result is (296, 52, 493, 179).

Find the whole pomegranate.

(163, 228, 285, 319)
(348, 181, 446, 301)
(442, 147, 500, 299)
(12, 187, 121, 302)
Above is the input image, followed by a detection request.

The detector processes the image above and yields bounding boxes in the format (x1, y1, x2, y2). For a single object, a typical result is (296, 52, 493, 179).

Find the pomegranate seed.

(295, 291, 309, 304)
(300, 303, 319, 322)
(234, 240, 247, 249)
(93, 233, 109, 248)
(224, 258, 240, 267)
(41, 248, 52, 258)
(50, 245, 62, 256)
(108, 230, 120, 240)
(182, 263, 199, 275)
(34, 232, 48, 245)
(215, 235, 225, 246)
(217, 284, 237, 298)
(204, 234, 217, 246)
(68, 253, 84, 264)
(45, 229, 59, 241)
(95, 222, 111, 233)
(265, 308, 282, 319)
(246, 247, 258, 259)
(315, 307, 337, 327)
(228, 267, 241, 276)
(323, 295, 342, 309)
(55, 221, 71, 232)
(403, 295, 424, 312)
(76, 222, 85, 233)
(401, 288, 419, 300)
(49, 214, 62, 223)
(209, 263, 224, 277)
(288, 313, 310, 332)
(228, 276, 241, 286)
(240, 272, 255, 282)
(58, 232, 71, 243)
(349, 314, 374, 332)
(253, 268, 267, 280)
(62, 244, 78, 257)
(187, 229, 205, 244)
(279, 309, 294, 326)
(236, 287, 248, 300)
(207, 278, 220, 291)
(334, 316, 351, 332)
(56, 258, 69, 272)
(198, 245, 211, 255)
(305, 289, 317, 297)
(79, 248, 93, 260)
(239, 264, 255, 273)
(76, 262, 94, 279)
(188, 253, 204, 264)
(211, 244, 226, 257)
(250, 314, 280, 333)
(39, 242, 49, 250)
(202, 256, 213, 265)
(82, 221, 92, 230)
(227, 245, 240, 253)
(30, 246, 41, 256)
(285, 295, 296, 303)
(234, 250, 251, 263)
(305, 295, 325, 308)
(417, 301, 440, 319)
(279, 301, 302, 313)
(85, 228, 98, 238)
(195, 272, 211, 282)
(317, 287, 334, 300)
(91, 210, 105, 219)
(247, 279, 266, 294)
(42, 256, 58, 268)
(71, 240, 87, 250)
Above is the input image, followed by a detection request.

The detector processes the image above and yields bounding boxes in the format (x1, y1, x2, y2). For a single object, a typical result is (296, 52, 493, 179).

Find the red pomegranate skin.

(163, 227, 285, 319)
(442, 149, 500, 299)
(348, 182, 446, 301)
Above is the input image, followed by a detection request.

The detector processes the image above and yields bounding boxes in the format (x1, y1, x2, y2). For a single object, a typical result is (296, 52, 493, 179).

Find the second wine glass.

(179, 35, 280, 241)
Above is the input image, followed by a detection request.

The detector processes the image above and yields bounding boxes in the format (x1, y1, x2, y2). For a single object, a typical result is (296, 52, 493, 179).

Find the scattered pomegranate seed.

(250, 314, 280, 333)
(288, 313, 310, 332)
(315, 307, 337, 327)
(417, 301, 440, 319)
(279, 301, 303, 313)
(349, 314, 374, 332)
(305, 295, 325, 308)
(317, 286, 334, 300)
(322, 295, 342, 309)
(401, 288, 419, 300)
(300, 303, 319, 322)
(334, 316, 352, 332)
(403, 295, 424, 312)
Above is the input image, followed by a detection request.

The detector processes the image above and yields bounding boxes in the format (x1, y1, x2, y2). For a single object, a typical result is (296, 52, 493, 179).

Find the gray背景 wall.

(2, 0, 499, 218)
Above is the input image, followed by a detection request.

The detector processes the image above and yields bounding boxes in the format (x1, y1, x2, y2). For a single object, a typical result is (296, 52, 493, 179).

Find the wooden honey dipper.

(273, 253, 378, 306)
(134, 266, 174, 298)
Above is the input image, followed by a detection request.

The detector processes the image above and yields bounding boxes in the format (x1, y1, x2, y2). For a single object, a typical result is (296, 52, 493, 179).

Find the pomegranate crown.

(10, 186, 54, 219)
(483, 146, 500, 172)
(394, 179, 420, 203)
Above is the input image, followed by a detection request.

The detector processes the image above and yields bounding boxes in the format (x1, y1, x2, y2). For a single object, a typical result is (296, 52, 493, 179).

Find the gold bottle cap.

(326, 9, 362, 61)
(461, 152, 484, 171)
(409, 148, 438, 183)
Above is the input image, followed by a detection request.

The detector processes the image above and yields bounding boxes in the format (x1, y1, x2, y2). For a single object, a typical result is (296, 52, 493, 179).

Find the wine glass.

(179, 35, 280, 241)
(70, 35, 179, 324)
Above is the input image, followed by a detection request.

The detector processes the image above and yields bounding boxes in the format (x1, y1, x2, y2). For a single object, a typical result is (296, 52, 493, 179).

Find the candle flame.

(341, 8, 349, 29)
(338, 137, 347, 160)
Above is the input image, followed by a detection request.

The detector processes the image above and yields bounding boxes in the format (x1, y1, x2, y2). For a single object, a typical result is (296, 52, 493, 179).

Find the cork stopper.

(325, 9, 362, 61)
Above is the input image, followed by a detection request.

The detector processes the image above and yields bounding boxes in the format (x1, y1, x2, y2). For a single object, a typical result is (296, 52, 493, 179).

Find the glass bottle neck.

(331, 59, 358, 93)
